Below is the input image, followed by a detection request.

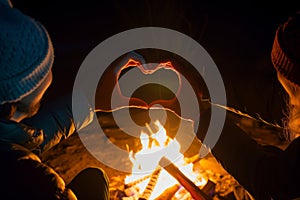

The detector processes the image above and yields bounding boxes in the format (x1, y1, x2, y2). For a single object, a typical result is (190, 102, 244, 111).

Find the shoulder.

(0, 141, 41, 162)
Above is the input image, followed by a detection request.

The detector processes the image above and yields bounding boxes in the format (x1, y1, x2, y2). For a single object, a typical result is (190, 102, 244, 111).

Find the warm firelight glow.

(124, 120, 207, 199)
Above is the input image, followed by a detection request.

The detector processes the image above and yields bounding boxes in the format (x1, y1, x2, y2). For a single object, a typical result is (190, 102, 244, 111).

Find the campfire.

(107, 112, 255, 200)
(93, 54, 256, 200)
(122, 120, 208, 200)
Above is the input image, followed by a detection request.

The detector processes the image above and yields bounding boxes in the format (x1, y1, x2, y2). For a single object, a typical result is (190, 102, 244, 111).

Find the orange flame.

(124, 120, 207, 199)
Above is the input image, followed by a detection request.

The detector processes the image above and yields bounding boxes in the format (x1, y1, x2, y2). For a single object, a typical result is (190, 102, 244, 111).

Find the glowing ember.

(124, 120, 207, 199)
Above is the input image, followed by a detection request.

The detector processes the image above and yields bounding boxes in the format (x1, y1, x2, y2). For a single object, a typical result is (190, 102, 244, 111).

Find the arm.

(0, 143, 77, 200)
(199, 108, 300, 199)
(22, 93, 93, 152)
(211, 117, 273, 199)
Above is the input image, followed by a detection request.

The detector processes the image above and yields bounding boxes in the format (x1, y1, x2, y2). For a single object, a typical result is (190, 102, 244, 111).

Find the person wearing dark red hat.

(272, 11, 300, 141)
(198, 11, 300, 200)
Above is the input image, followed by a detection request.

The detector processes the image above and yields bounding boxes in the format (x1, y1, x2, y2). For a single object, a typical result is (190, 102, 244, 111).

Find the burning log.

(154, 184, 181, 200)
(159, 157, 212, 200)
(138, 168, 162, 200)
(125, 173, 153, 189)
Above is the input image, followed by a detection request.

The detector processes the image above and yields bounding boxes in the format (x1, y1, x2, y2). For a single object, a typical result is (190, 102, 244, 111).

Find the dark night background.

(10, 0, 299, 126)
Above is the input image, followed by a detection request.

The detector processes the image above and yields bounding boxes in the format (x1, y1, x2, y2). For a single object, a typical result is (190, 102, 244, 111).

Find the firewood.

(138, 168, 162, 200)
(125, 174, 153, 189)
(154, 184, 181, 200)
(159, 157, 212, 200)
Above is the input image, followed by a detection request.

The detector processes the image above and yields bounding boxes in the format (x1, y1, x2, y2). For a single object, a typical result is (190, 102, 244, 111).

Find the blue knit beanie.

(0, 0, 54, 104)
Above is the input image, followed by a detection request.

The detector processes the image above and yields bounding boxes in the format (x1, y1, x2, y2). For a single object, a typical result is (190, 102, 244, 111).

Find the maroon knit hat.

(271, 11, 300, 87)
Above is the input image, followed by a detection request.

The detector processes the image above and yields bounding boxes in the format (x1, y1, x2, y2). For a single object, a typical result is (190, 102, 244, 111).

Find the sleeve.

(15, 158, 78, 200)
(211, 117, 273, 199)
(203, 110, 300, 199)
(1, 143, 77, 200)
(22, 93, 94, 152)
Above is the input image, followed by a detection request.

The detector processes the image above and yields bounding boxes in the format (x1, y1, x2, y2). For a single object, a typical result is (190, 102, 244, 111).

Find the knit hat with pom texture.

(0, 0, 54, 104)
(271, 11, 300, 87)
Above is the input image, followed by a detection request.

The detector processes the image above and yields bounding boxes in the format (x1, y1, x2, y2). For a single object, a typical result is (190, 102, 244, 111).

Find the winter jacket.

(0, 94, 93, 200)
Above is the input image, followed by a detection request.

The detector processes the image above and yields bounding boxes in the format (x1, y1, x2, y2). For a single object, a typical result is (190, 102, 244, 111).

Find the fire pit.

(118, 119, 209, 200)
(98, 107, 254, 200)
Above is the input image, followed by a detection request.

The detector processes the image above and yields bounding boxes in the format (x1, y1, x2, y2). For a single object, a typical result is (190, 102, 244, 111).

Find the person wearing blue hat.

(0, 0, 109, 199)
